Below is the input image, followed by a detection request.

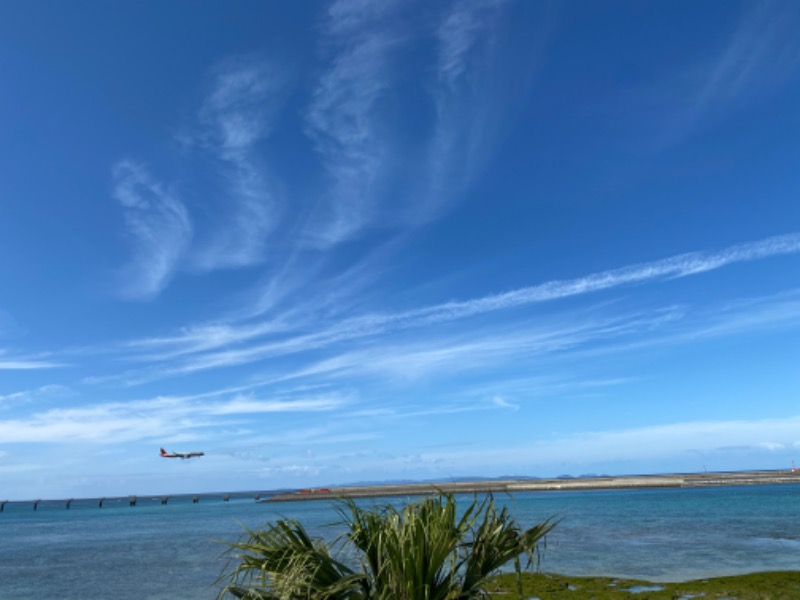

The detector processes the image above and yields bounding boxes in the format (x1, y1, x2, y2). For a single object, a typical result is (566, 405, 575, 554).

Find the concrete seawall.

(263, 470, 800, 503)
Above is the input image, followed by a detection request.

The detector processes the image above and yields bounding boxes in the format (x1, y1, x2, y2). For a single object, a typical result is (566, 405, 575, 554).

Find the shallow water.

(2, 484, 799, 599)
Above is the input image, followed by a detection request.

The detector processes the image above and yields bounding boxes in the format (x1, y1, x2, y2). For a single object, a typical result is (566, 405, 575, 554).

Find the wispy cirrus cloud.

(199, 57, 284, 157)
(421, 0, 535, 220)
(437, 0, 510, 89)
(304, 0, 403, 245)
(112, 160, 192, 300)
(118, 238, 401, 369)
(190, 56, 287, 271)
(375, 232, 800, 326)
(240, 234, 405, 324)
(304, 0, 531, 243)
(0, 390, 350, 444)
(108, 0, 524, 311)
(0, 350, 65, 370)
(126, 318, 292, 361)
(112, 57, 287, 299)
(694, 0, 800, 117)
(491, 395, 518, 411)
(115, 232, 800, 377)
(207, 393, 351, 415)
(0, 384, 72, 405)
(404, 289, 800, 396)
(639, 0, 800, 146)
(0, 358, 62, 370)
(256, 305, 684, 385)
(261, 287, 800, 395)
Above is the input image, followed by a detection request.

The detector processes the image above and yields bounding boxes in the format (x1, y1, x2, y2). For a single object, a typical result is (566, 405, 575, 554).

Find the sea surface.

(2, 484, 800, 599)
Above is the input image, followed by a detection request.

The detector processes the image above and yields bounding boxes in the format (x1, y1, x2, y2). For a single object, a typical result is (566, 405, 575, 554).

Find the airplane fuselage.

(160, 448, 204, 459)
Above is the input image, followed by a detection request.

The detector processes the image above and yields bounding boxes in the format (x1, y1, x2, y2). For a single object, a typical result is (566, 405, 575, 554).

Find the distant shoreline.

(263, 469, 800, 502)
(4, 470, 799, 508)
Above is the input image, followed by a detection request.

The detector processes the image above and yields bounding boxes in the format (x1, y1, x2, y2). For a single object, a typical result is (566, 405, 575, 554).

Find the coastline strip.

(263, 470, 800, 502)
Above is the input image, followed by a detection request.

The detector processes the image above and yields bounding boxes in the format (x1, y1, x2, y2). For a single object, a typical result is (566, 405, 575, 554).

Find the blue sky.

(1, 1, 799, 500)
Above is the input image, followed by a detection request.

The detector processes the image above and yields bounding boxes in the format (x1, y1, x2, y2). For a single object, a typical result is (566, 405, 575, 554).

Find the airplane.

(160, 448, 205, 459)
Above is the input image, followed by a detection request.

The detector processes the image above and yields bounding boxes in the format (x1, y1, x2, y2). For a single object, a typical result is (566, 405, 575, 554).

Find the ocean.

(2, 484, 800, 599)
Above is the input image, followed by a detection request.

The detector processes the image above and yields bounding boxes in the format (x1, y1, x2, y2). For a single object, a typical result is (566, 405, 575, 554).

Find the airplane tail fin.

(160, 448, 168, 456)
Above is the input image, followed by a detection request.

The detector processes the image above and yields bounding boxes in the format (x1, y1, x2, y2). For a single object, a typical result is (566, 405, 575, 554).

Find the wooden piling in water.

(0, 490, 276, 512)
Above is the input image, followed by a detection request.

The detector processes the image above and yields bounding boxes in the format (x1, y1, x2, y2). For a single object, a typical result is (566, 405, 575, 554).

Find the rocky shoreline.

(263, 469, 800, 502)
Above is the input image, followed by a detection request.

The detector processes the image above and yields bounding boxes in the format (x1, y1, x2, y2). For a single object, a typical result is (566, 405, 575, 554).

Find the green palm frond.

(217, 493, 556, 600)
(216, 518, 363, 600)
(458, 496, 558, 599)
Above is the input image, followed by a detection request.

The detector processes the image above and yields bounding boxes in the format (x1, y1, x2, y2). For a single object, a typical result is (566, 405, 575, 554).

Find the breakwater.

(263, 469, 800, 502)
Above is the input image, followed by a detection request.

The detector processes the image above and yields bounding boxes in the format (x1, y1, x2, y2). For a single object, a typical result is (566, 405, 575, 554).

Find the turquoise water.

(2, 484, 800, 599)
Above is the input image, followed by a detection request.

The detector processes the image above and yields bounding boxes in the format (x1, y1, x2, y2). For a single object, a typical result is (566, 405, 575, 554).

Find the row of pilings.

(0, 493, 256, 511)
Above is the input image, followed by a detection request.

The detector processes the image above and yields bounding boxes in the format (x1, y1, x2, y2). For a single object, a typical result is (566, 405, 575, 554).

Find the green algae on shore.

(486, 571, 800, 599)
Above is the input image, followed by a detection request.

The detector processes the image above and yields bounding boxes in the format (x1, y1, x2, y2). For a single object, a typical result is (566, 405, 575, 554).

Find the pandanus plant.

(217, 492, 556, 600)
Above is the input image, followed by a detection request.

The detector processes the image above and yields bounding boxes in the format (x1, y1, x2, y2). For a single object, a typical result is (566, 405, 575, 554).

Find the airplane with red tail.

(160, 448, 204, 459)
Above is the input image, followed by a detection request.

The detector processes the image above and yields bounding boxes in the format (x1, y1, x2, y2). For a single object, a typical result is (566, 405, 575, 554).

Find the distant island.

(264, 469, 800, 502)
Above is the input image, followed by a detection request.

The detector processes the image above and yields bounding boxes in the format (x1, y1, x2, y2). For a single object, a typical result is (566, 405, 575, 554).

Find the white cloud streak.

(0, 384, 71, 404)
(491, 395, 518, 410)
(695, 0, 800, 114)
(304, 0, 402, 245)
(384, 233, 800, 325)
(437, 0, 509, 89)
(420, 0, 521, 221)
(112, 57, 286, 297)
(303, 0, 526, 242)
(0, 391, 350, 444)
(200, 58, 281, 157)
(0, 350, 64, 370)
(0, 358, 62, 370)
(112, 161, 192, 300)
(207, 394, 350, 415)
(118, 232, 800, 376)
(191, 57, 285, 270)
(648, 0, 800, 146)
(260, 306, 684, 385)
